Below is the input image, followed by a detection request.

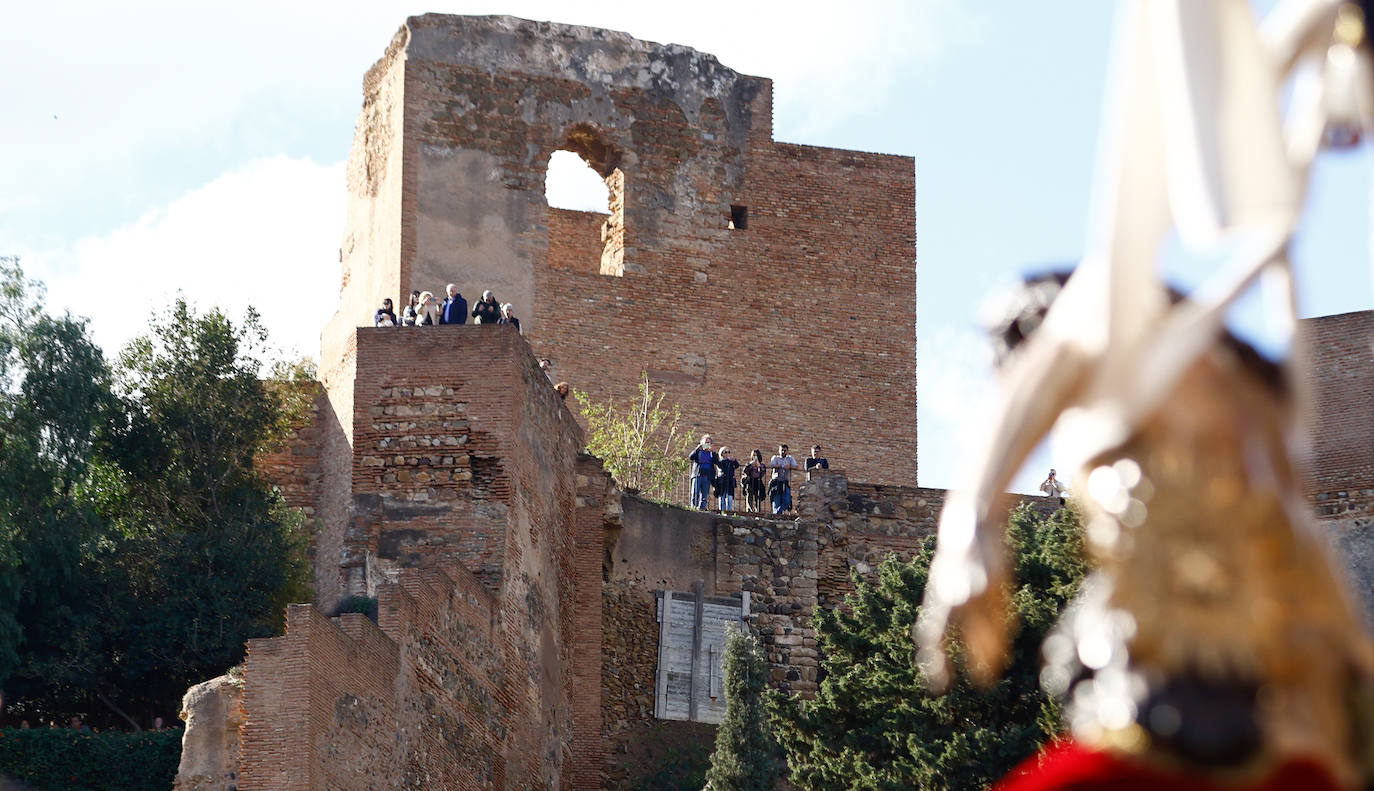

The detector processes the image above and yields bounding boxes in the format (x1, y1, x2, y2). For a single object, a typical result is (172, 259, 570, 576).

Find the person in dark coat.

(742, 450, 767, 514)
(714, 447, 740, 512)
(687, 435, 717, 510)
(374, 298, 397, 327)
(472, 290, 500, 324)
(439, 284, 467, 325)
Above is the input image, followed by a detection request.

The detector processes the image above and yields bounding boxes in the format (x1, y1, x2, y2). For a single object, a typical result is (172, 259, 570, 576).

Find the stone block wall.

(239, 563, 502, 789)
(598, 473, 1041, 780)
(236, 324, 614, 791)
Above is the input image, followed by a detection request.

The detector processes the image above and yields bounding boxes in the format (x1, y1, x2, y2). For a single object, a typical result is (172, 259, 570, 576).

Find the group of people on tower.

(373, 285, 520, 331)
(686, 436, 829, 515)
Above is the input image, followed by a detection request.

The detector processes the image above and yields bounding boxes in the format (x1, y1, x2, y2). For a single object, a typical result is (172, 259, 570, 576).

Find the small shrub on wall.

(0, 729, 180, 791)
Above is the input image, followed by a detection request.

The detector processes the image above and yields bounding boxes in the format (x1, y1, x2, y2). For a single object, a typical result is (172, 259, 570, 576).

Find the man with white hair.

(471, 290, 500, 324)
(498, 302, 521, 334)
(439, 284, 467, 325)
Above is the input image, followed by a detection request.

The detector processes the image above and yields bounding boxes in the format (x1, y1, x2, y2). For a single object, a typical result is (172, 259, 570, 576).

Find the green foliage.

(630, 747, 710, 791)
(771, 504, 1085, 791)
(705, 627, 780, 791)
(0, 262, 310, 729)
(572, 373, 693, 500)
(82, 298, 311, 721)
(0, 259, 117, 714)
(0, 728, 180, 791)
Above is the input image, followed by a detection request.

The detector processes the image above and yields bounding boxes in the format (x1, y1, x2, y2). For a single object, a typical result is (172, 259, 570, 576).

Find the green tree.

(705, 627, 781, 791)
(0, 258, 116, 720)
(0, 269, 311, 728)
(572, 373, 693, 500)
(771, 504, 1086, 791)
(91, 299, 311, 722)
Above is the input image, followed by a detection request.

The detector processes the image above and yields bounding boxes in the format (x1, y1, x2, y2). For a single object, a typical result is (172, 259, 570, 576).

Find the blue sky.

(3, 1, 1370, 494)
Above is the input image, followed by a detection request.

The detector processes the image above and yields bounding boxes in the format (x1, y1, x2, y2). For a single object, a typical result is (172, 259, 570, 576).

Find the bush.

(0, 729, 180, 791)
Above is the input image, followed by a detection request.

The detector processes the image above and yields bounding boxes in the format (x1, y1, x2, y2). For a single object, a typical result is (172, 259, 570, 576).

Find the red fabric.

(992, 741, 1345, 791)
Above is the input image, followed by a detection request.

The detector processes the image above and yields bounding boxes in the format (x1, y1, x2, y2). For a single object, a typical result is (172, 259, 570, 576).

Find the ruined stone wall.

(600, 475, 1054, 738)
(321, 13, 918, 491)
(239, 325, 611, 791)
(239, 564, 502, 790)
(600, 475, 962, 782)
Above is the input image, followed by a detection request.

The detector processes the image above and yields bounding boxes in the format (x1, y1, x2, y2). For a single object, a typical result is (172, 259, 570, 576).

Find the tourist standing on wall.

(715, 447, 740, 512)
(402, 291, 420, 326)
(417, 291, 441, 325)
(440, 284, 467, 325)
(742, 450, 767, 514)
(769, 444, 800, 514)
(374, 298, 398, 327)
(687, 435, 717, 510)
(805, 445, 829, 471)
(472, 290, 500, 324)
(499, 302, 521, 333)
(1040, 468, 1067, 505)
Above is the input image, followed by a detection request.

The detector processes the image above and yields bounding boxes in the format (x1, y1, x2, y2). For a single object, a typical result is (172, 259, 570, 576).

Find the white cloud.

(22, 156, 344, 363)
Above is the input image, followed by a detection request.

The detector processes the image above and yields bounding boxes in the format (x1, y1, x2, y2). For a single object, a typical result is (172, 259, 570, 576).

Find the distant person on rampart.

(742, 450, 767, 513)
(472, 290, 500, 324)
(715, 447, 740, 512)
(805, 445, 829, 471)
(540, 359, 553, 381)
(374, 298, 397, 327)
(554, 381, 569, 400)
(401, 290, 420, 326)
(1039, 468, 1066, 505)
(687, 435, 717, 510)
(440, 284, 467, 325)
(416, 291, 441, 326)
(499, 302, 521, 333)
(769, 444, 800, 514)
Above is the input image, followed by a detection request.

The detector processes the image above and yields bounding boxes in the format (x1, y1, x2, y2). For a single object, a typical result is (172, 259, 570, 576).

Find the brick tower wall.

(323, 14, 917, 489)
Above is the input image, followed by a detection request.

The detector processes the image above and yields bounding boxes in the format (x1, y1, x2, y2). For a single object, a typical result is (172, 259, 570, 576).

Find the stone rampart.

(227, 324, 614, 791)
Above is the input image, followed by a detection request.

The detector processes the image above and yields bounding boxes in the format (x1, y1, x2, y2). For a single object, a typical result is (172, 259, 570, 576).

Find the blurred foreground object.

(918, 0, 1374, 787)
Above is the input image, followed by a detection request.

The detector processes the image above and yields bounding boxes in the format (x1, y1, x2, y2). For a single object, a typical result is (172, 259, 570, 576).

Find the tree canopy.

(705, 627, 781, 791)
(771, 504, 1086, 791)
(0, 258, 310, 729)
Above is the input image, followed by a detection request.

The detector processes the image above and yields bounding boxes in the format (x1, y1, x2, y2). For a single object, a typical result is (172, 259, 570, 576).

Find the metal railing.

(664, 462, 806, 515)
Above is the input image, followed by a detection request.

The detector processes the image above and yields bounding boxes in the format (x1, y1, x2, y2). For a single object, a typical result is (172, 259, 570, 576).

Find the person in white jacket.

(1039, 469, 1066, 502)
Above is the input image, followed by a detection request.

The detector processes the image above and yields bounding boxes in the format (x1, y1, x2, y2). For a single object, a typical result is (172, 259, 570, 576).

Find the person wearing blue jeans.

(769, 444, 800, 514)
(687, 435, 717, 510)
(715, 447, 740, 512)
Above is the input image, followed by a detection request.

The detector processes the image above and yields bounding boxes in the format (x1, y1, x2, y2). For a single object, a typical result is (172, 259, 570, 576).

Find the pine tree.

(771, 504, 1085, 791)
(705, 626, 781, 791)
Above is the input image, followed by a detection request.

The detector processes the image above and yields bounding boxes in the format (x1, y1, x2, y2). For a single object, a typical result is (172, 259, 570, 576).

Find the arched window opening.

(544, 129, 626, 277)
